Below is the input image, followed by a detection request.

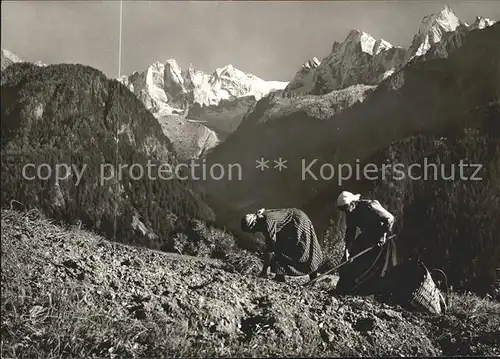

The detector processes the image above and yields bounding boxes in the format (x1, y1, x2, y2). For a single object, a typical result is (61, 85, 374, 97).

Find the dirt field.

(2, 209, 499, 358)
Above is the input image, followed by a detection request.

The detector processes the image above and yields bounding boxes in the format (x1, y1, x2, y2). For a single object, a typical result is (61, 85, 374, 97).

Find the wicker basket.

(409, 264, 445, 315)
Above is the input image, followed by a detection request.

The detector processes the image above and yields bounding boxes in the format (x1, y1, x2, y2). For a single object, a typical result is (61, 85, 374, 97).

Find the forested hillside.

(1, 63, 215, 250)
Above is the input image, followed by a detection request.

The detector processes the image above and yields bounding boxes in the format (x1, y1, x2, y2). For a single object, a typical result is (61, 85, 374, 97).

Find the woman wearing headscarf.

(241, 208, 323, 282)
(334, 191, 398, 295)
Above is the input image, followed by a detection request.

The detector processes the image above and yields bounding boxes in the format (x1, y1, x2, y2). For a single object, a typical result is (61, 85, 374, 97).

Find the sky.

(1, 1, 499, 81)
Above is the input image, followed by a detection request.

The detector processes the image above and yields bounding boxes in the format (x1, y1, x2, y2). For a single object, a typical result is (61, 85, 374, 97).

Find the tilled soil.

(1, 209, 499, 358)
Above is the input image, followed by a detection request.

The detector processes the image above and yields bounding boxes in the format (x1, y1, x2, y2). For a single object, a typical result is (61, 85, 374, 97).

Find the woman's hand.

(258, 251, 273, 278)
(377, 233, 387, 247)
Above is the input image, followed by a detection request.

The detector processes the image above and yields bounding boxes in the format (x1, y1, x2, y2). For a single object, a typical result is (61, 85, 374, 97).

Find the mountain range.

(2, 7, 495, 161)
(118, 60, 288, 160)
(118, 6, 495, 159)
(286, 6, 496, 94)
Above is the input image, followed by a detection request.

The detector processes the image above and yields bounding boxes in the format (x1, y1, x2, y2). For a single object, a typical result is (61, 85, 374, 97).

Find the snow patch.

(404, 5, 461, 63)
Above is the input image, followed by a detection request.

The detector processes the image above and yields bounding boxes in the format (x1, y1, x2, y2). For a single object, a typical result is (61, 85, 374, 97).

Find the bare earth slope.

(2, 209, 500, 357)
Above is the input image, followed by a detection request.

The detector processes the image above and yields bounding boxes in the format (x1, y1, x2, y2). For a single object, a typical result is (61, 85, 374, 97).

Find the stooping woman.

(241, 208, 324, 283)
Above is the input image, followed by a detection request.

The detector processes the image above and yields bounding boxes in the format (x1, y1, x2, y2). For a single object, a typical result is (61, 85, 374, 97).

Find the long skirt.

(335, 231, 398, 295)
(266, 209, 323, 276)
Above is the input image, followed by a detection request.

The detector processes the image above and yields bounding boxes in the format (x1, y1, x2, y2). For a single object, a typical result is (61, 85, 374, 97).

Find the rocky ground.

(1, 209, 499, 358)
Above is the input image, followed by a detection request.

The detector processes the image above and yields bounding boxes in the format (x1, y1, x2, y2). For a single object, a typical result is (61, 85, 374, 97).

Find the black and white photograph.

(1, 0, 499, 357)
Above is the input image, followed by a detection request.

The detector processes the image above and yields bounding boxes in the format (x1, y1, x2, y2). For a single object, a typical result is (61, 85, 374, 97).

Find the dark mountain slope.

(1, 62, 214, 250)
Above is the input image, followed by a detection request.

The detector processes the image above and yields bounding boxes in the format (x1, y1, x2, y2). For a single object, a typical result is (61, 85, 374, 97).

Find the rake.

(304, 234, 396, 287)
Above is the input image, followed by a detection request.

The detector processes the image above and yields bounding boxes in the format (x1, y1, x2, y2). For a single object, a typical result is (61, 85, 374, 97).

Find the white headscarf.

(336, 191, 361, 207)
(243, 213, 257, 228)
(242, 208, 265, 231)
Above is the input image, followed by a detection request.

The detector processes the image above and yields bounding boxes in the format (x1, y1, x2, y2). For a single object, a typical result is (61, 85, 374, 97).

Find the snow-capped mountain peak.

(373, 39, 394, 55)
(285, 5, 497, 96)
(164, 59, 186, 97)
(120, 59, 288, 160)
(470, 16, 497, 30)
(340, 30, 396, 56)
(1, 48, 47, 71)
(122, 59, 287, 113)
(303, 57, 321, 69)
(342, 29, 377, 55)
(214, 64, 236, 76)
(284, 57, 321, 92)
(165, 58, 183, 77)
(2, 48, 26, 71)
(418, 5, 460, 34)
(212, 64, 257, 84)
(405, 5, 462, 62)
(296, 29, 404, 94)
(120, 59, 288, 159)
(1, 48, 23, 64)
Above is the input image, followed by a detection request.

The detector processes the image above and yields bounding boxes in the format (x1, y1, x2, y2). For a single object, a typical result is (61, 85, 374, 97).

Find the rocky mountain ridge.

(1, 48, 46, 71)
(286, 6, 497, 95)
(118, 60, 288, 159)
